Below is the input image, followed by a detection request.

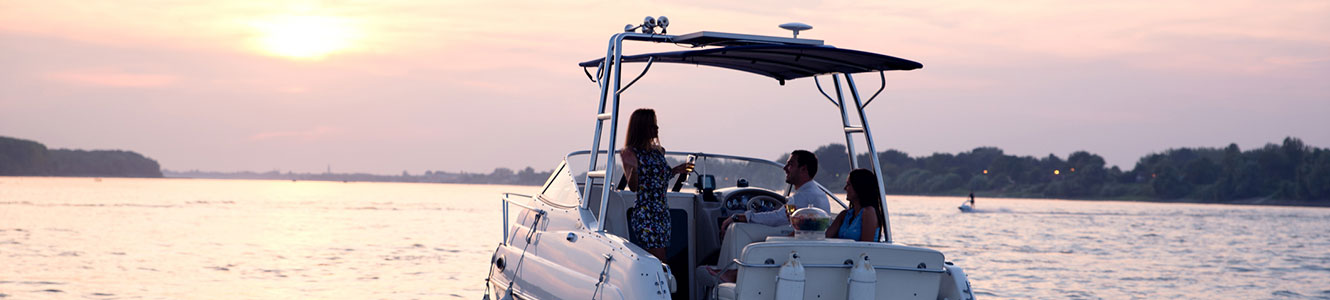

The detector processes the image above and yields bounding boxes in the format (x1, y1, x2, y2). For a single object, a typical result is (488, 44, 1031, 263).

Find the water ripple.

(3, 178, 1328, 299)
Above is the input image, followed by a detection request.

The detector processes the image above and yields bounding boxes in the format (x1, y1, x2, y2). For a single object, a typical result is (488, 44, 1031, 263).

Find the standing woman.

(826, 169, 885, 242)
(621, 108, 692, 260)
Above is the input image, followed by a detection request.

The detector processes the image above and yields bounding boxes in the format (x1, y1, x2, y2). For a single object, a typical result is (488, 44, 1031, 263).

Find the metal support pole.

(845, 74, 892, 243)
(577, 32, 669, 232)
(502, 197, 508, 245)
(597, 35, 628, 232)
(832, 75, 861, 169)
(582, 34, 624, 211)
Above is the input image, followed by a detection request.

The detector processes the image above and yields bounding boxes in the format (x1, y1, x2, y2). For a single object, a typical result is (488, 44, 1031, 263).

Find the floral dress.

(629, 147, 671, 249)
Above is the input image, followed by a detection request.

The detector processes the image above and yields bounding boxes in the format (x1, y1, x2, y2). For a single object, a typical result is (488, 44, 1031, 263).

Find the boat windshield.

(567, 151, 788, 195)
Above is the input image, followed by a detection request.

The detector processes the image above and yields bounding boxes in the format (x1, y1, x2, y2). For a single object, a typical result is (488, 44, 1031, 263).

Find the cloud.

(249, 126, 339, 142)
(278, 86, 308, 94)
(1264, 56, 1330, 67)
(41, 69, 177, 87)
(4, 0, 1328, 173)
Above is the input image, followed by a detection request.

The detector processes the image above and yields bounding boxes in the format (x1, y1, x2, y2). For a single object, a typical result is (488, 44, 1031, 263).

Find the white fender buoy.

(848, 253, 876, 299)
(941, 264, 975, 300)
(775, 251, 805, 300)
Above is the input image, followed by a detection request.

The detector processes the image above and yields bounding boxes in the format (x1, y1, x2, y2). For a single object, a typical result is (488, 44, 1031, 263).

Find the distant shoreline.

(941, 192, 1330, 208)
(7, 175, 1326, 208)
(798, 137, 1330, 207)
(7, 134, 1326, 206)
(162, 168, 552, 186)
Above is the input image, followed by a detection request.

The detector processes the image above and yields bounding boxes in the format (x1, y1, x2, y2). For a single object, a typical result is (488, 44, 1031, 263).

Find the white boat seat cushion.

(717, 222, 792, 271)
(716, 283, 737, 300)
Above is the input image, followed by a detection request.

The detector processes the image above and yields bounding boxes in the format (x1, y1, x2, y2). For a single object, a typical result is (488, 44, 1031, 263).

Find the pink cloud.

(1264, 56, 1330, 66)
(249, 126, 339, 142)
(42, 70, 177, 87)
(278, 86, 309, 94)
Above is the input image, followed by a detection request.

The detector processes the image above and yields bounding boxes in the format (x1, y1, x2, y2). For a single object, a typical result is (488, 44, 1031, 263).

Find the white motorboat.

(484, 17, 976, 300)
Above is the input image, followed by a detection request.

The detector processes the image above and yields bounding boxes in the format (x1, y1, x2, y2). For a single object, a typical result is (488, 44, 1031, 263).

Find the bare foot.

(719, 269, 737, 283)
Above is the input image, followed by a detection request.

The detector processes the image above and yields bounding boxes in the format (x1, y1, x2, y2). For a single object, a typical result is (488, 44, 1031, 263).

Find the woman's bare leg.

(649, 248, 667, 261)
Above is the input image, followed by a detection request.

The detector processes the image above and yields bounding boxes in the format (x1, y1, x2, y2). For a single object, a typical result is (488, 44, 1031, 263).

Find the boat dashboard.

(715, 187, 787, 215)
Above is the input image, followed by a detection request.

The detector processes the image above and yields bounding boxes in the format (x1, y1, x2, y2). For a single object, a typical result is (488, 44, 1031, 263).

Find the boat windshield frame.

(565, 150, 791, 194)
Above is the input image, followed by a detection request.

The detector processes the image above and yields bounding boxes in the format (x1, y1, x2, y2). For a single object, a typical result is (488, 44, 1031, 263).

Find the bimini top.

(577, 44, 923, 83)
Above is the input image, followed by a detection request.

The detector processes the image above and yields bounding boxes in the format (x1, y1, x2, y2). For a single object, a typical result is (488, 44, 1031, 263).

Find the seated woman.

(825, 169, 885, 241)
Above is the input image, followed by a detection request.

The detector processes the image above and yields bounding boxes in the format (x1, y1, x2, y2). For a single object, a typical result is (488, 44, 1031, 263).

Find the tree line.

(800, 137, 1329, 205)
(1, 136, 162, 177)
(11, 132, 1326, 205)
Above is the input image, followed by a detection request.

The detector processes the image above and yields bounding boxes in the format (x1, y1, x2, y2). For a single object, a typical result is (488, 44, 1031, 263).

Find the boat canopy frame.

(578, 30, 921, 243)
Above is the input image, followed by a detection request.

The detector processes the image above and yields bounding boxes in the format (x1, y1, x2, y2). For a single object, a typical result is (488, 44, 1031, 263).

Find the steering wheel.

(746, 195, 784, 212)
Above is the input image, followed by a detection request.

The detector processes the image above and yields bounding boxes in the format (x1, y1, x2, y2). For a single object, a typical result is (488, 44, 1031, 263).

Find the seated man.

(705, 150, 829, 283)
(725, 150, 829, 228)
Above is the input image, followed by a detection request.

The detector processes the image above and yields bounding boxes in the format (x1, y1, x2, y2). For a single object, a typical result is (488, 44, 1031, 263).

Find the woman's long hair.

(625, 108, 661, 150)
(848, 168, 886, 231)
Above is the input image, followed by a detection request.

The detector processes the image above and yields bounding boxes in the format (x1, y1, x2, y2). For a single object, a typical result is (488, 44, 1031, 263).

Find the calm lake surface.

(2, 177, 1328, 299)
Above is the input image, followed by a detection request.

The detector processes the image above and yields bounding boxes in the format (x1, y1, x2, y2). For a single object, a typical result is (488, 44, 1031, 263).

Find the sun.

(252, 15, 359, 60)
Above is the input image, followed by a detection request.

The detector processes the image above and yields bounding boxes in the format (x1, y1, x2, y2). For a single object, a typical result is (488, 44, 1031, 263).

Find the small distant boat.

(958, 203, 973, 212)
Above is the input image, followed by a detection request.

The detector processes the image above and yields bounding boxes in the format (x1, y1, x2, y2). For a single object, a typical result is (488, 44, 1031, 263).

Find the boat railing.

(566, 149, 788, 186)
(817, 184, 848, 210)
(500, 192, 542, 246)
(565, 150, 785, 169)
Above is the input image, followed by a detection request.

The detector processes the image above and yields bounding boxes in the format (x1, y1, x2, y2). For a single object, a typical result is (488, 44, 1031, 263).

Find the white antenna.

(779, 22, 813, 38)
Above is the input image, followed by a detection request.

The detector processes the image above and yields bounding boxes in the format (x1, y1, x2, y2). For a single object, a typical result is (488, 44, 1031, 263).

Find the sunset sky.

(2, 0, 1327, 174)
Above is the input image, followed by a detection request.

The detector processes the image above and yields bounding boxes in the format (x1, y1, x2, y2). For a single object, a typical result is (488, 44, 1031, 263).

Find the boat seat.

(695, 222, 793, 300)
(727, 238, 945, 299)
(716, 282, 737, 300)
(584, 186, 635, 240)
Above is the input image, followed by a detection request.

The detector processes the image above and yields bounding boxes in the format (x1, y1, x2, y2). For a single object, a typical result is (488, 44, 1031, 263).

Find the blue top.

(835, 208, 881, 241)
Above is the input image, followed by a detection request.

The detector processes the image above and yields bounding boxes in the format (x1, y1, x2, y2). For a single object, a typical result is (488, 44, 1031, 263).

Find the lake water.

(2, 177, 1328, 299)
